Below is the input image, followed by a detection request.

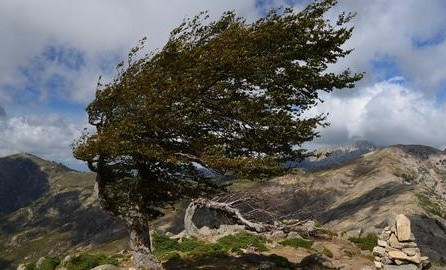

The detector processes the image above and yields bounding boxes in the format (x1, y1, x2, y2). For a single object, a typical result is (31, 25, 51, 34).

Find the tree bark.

(184, 197, 272, 236)
(127, 214, 164, 270)
(95, 166, 164, 269)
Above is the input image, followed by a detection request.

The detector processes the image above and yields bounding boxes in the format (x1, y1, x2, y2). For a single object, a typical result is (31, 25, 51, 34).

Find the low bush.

(279, 238, 314, 249)
(217, 232, 267, 254)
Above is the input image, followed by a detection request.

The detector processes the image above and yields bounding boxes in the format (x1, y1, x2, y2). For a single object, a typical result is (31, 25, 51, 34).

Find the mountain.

(219, 144, 446, 263)
(0, 153, 127, 270)
(1, 145, 446, 268)
(289, 140, 380, 169)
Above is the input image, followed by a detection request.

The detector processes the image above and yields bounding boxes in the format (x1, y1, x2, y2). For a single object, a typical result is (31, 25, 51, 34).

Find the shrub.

(64, 254, 119, 270)
(279, 238, 314, 249)
(189, 243, 227, 258)
(217, 232, 267, 254)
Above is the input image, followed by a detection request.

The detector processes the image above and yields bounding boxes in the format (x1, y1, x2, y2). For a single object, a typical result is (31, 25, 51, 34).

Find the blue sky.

(0, 0, 445, 170)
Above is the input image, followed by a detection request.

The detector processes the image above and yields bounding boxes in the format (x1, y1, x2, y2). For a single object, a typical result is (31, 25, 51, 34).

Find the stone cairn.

(373, 214, 430, 270)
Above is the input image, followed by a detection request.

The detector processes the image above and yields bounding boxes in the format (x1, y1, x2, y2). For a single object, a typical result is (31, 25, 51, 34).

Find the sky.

(0, 0, 445, 170)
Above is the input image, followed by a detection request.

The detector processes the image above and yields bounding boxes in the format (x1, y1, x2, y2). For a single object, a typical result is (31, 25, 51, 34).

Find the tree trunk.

(95, 168, 164, 269)
(127, 214, 164, 270)
(184, 200, 199, 237)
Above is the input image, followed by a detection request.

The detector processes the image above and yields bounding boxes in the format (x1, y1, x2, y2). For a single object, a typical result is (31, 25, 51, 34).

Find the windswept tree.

(73, 0, 362, 268)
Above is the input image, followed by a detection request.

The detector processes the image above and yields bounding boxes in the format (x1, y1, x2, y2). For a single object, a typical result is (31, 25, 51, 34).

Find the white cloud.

(0, 0, 260, 103)
(0, 114, 86, 169)
(308, 78, 446, 150)
(0, 0, 445, 166)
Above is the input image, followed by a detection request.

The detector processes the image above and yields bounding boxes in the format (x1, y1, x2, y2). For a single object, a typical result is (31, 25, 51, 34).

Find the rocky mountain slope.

(1, 145, 446, 269)
(0, 154, 127, 270)
(216, 144, 446, 264)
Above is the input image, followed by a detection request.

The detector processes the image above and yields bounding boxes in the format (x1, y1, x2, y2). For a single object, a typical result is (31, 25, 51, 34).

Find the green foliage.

(152, 233, 180, 255)
(216, 232, 267, 254)
(348, 234, 377, 251)
(416, 193, 446, 218)
(25, 263, 36, 270)
(38, 257, 60, 270)
(153, 232, 268, 259)
(279, 237, 314, 249)
(189, 243, 227, 258)
(177, 237, 201, 252)
(73, 0, 362, 222)
(159, 251, 181, 261)
(64, 254, 119, 270)
(24, 257, 60, 270)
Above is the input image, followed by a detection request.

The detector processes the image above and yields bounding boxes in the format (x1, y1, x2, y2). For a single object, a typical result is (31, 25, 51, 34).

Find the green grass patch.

(177, 237, 201, 252)
(152, 233, 180, 255)
(64, 254, 119, 270)
(216, 232, 267, 254)
(348, 234, 377, 251)
(279, 238, 314, 249)
(153, 232, 268, 260)
(25, 256, 60, 270)
(189, 243, 227, 258)
(416, 193, 446, 218)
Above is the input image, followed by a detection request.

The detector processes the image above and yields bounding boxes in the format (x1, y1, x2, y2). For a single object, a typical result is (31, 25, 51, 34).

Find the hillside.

(227, 145, 446, 263)
(1, 145, 446, 269)
(0, 154, 127, 270)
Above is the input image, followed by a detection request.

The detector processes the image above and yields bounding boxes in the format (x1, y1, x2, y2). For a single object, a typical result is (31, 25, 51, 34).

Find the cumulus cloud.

(0, 114, 85, 169)
(0, 0, 260, 104)
(330, 0, 446, 95)
(0, 0, 445, 166)
(308, 77, 446, 150)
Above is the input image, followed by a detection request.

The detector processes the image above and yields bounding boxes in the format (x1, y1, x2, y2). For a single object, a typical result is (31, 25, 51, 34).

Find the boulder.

(396, 214, 411, 242)
(299, 253, 335, 269)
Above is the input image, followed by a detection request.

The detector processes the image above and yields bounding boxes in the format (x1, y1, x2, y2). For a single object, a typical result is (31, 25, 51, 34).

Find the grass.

(152, 232, 268, 260)
(217, 232, 267, 254)
(24, 254, 119, 270)
(416, 193, 446, 218)
(348, 234, 377, 251)
(279, 237, 314, 249)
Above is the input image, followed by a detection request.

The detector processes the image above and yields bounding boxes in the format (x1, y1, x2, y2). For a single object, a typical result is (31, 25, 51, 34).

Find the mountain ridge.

(1, 144, 446, 268)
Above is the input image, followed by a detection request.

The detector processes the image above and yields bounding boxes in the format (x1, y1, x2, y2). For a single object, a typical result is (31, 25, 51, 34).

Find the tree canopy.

(73, 0, 361, 231)
(73, 1, 362, 267)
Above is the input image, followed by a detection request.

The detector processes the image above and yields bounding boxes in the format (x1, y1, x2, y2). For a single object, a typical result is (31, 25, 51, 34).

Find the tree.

(73, 0, 362, 268)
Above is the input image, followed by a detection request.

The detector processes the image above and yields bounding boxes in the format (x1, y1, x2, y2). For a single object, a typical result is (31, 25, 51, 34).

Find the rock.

(16, 264, 27, 270)
(402, 248, 419, 257)
(90, 265, 121, 270)
(373, 246, 386, 256)
(382, 265, 419, 270)
(268, 230, 286, 241)
(389, 234, 403, 249)
(374, 260, 383, 269)
(388, 250, 421, 264)
(396, 214, 411, 242)
(258, 261, 275, 270)
(378, 239, 388, 247)
(287, 231, 301, 239)
(36, 257, 45, 269)
(299, 253, 335, 269)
